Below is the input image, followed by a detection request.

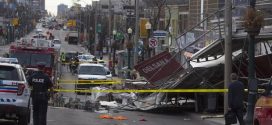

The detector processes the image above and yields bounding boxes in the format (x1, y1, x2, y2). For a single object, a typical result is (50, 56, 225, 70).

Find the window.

(85, 55, 93, 60)
(78, 66, 106, 75)
(54, 40, 61, 44)
(10, 53, 31, 66)
(10, 53, 53, 67)
(31, 54, 52, 67)
(179, 14, 188, 34)
(78, 55, 83, 60)
(0, 66, 21, 81)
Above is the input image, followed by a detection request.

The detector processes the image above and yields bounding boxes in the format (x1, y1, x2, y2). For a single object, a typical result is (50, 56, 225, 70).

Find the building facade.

(31, 0, 44, 11)
(58, 4, 68, 18)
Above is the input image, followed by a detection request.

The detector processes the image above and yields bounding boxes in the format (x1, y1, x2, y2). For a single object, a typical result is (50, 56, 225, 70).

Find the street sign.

(72, 20, 76, 26)
(149, 38, 158, 48)
(67, 20, 76, 27)
(139, 18, 148, 38)
(97, 24, 101, 33)
(153, 30, 168, 38)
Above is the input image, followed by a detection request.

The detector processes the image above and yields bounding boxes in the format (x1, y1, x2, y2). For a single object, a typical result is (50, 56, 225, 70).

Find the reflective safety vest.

(61, 54, 65, 61)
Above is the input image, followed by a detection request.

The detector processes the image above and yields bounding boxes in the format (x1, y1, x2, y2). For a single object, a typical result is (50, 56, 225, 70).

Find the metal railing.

(173, 0, 272, 55)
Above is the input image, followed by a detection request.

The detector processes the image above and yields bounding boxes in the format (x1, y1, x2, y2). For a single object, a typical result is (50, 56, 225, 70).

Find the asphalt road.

(1, 106, 220, 125)
(0, 27, 222, 125)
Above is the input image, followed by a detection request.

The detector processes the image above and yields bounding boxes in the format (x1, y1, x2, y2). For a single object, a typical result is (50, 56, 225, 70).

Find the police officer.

(60, 52, 66, 65)
(28, 62, 53, 125)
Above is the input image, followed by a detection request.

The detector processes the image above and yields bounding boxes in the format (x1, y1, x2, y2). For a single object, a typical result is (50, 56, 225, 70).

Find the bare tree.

(143, 0, 168, 30)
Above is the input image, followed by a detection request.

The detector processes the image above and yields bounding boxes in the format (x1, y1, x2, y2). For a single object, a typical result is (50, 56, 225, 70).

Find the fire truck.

(9, 38, 59, 84)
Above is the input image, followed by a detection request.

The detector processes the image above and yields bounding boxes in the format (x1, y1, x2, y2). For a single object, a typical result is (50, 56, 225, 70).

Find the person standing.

(228, 73, 245, 125)
(28, 62, 53, 125)
(60, 52, 66, 64)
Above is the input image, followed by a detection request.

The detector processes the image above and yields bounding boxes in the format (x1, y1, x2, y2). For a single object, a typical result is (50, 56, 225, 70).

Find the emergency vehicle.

(9, 38, 59, 84)
(254, 79, 272, 125)
(0, 62, 31, 125)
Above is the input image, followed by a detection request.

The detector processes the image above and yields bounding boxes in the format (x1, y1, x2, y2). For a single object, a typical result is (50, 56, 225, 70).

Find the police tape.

(57, 80, 122, 84)
(61, 61, 105, 65)
(53, 89, 266, 93)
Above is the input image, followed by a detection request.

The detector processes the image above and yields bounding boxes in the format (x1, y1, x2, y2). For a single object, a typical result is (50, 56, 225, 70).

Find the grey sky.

(45, 0, 94, 15)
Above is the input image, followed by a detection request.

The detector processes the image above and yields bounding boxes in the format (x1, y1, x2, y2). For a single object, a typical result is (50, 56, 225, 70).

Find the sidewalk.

(203, 116, 225, 125)
(200, 114, 240, 125)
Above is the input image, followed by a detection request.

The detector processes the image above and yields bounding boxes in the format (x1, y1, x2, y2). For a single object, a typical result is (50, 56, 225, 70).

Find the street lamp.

(112, 30, 117, 37)
(88, 27, 93, 53)
(127, 28, 133, 79)
(145, 21, 152, 58)
(145, 21, 151, 30)
(128, 28, 133, 37)
(244, 0, 263, 124)
(112, 30, 117, 76)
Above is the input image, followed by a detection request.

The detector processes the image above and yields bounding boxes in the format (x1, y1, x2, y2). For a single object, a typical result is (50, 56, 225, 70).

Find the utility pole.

(108, 0, 112, 61)
(94, 1, 99, 56)
(134, 0, 139, 65)
(224, 0, 232, 114)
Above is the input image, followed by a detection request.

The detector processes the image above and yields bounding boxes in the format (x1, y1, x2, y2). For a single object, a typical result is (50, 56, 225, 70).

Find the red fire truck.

(9, 38, 58, 84)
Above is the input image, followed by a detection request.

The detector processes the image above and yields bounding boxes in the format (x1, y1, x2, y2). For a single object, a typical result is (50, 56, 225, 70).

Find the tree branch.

(164, 5, 171, 31)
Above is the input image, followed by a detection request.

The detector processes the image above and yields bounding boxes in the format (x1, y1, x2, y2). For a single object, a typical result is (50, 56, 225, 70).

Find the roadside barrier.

(52, 89, 265, 93)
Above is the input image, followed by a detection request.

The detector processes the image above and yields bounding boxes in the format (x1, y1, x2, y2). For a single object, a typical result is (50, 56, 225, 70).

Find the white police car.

(0, 63, 31, 125)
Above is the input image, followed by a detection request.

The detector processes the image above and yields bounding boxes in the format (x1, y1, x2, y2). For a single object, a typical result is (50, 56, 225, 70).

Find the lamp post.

(145, 21, 151, 58)
(127, 28, 133, 79)
(89, 27, 93, 53)
(112, 30, 117, 76)
(244, 0, 263, 124)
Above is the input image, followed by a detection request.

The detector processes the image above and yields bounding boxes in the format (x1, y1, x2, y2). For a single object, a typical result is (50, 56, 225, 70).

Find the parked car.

(0, 63, 31, 125)
(35, 28, 43, 34)
(78, 54, 95, 63)
(64, 51, 83, 63)
(254, 79, 272, 125)
(52, 39, 61, 50)
(67, 31, 78, 45)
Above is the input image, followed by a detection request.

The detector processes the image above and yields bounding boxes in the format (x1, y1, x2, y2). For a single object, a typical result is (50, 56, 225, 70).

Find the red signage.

(134, 51, 183, 83)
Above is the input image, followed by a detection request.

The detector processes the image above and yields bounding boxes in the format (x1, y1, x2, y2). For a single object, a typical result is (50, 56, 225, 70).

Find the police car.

(0, 63, 31, 125)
